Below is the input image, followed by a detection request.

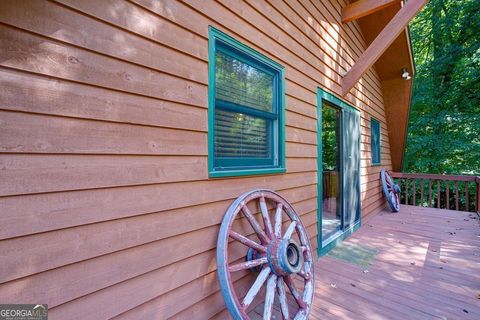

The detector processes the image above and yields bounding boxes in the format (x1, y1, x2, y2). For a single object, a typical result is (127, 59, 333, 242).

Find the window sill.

(371, 163, 382, 167)
(209, 167, 286, 178)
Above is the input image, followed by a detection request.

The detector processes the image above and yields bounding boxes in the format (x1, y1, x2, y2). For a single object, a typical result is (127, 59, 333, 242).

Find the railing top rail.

(390, 172, 479, 182)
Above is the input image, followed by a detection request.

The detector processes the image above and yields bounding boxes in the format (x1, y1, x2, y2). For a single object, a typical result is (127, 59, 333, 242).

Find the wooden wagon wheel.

(217, 189, 314, 320)
(381, 169, 401, 212)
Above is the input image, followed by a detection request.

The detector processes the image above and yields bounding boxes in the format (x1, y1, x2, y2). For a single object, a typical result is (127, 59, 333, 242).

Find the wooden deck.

(310, 205, 480, 319)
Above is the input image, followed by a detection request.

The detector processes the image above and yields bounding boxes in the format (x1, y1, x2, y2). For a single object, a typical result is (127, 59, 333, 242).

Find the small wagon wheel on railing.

(381, 169, 401, 212)
(217, 189, 314, 320)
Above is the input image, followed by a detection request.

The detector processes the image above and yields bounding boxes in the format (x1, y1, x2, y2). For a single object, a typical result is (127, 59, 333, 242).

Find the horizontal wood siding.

(0, 0, 392, 318)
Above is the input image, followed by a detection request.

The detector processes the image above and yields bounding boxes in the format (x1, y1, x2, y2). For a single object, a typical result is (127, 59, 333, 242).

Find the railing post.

(455, 181, 459, 211)
(405, 179, 409, 205)
(476, 177, 480, 214)
(420, 180, 424, 207)
(437, 180, 441, 208)
(465, 182, 469, 212)
(412, 180, 416, 206)
(446, 182, 450, 210)
(428, 180, 432, 207)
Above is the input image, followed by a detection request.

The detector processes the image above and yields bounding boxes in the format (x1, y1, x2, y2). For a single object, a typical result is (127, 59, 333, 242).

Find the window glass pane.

(371, 119, 380, 163)
(321, 104, 342, 240)
(215, 50, 274, 112)
(214, 109, 270, 158)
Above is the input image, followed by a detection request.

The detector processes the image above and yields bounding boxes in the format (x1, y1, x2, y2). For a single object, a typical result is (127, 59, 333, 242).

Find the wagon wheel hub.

(266, 238, 304, 276)
(393, 184, 401, 194)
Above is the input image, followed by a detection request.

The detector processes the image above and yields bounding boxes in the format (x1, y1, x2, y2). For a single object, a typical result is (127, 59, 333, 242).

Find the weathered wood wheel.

(217, 189, 314, 320)
(381, 169, 401, 212)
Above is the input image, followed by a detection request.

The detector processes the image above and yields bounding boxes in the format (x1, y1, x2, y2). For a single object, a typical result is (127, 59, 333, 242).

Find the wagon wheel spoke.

(385, 179, 392, 188)
(301, 245, 312, 262)
(277, 277, 289, 319)
(259, 196, 274, 238)
(298, 227, 309, 247)
(229, 230, 266, 253)
(284, 275, 306, 309)
(242, 205, 270, 244)
(274, 203, 284, 238)
(390, 192, 397, 204)
(391, 193, 398, 207)
(229, 257, 268, 272)
(263, 274, 278, 320)
(394, 194, 400, 207)
(283, 221, 297, 240)
(298, 270, 311, 280)
(389, 178, 396, 187)
(386, 174, 394, 186)
(242, 267, 271, 309)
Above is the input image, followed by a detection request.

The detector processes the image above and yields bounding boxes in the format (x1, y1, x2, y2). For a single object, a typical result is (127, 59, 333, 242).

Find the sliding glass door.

(317, 89, 361, 252)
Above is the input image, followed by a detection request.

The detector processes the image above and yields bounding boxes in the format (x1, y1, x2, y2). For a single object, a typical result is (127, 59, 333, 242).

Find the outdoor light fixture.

(401, 68, 412, 81)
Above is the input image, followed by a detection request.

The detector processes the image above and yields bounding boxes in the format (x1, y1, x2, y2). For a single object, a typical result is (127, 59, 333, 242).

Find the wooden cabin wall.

(0, 0, 392, 319)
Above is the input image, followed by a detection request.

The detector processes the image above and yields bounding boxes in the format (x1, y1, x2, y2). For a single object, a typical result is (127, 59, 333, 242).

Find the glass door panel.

(342, 109, 361, 229)
(321, 104, 342, 242)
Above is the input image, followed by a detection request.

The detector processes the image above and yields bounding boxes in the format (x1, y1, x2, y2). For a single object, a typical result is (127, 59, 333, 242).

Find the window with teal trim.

(370, 118, 381, 165)
(209, 27, 285, 177)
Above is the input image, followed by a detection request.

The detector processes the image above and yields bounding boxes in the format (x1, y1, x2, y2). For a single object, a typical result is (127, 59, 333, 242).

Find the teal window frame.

(370, 117, 381, 165)
(208, 26, 286, 178)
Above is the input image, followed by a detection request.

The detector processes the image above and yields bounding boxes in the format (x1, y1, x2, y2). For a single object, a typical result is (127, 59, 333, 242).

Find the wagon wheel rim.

(217, 189, 315, 320)
(381, 169, 400, 212)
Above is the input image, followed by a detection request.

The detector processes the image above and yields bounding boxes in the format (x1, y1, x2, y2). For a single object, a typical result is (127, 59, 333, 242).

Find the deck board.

(309, 205, 480, 319)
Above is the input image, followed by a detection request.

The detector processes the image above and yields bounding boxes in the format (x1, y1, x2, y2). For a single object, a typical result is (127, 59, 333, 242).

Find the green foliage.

(322, 105, 340, 171)
(404, 0, 480, 175)
(215, 51, 273, 112)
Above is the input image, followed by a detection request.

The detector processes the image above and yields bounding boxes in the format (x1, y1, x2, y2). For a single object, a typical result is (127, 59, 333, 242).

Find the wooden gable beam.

(341, 0, 428, 96)
(342, 0, 402, 23)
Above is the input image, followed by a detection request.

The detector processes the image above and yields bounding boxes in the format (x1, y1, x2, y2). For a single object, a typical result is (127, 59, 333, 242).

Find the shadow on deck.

(311, 205, 480, 320)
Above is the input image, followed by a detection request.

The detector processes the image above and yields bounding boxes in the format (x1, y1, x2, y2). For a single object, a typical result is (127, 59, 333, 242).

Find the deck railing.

(390, 172, 480, 213)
